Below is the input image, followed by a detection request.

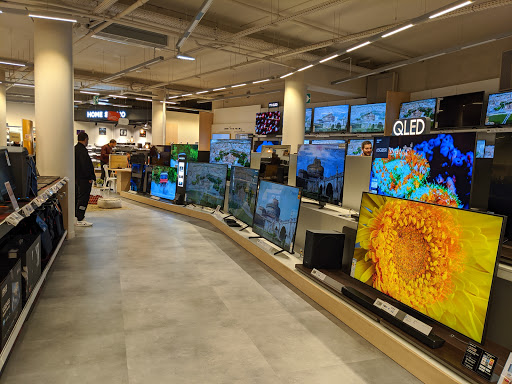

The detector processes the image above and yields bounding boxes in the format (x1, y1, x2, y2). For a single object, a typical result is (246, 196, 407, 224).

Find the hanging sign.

(86, 110, 127, 119)
(107, 111, 121, 122)
(268, 102, 279, 108)
(392, 117, 431, 136)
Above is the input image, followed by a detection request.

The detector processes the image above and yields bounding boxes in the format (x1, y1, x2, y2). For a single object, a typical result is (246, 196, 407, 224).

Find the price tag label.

(311, 269, 327, 281)
(6, 211, 23, 226)
(403, 315, 432, 336)
(374, 298, 399, 317)
(462, 343, 498, 381)
(22, 203, 35, 216)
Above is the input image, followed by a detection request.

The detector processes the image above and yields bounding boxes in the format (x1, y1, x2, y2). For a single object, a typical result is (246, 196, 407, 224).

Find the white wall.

(6, 102, 35, 127)
(166, 111, 199, 144)
(212, 105, 261, 135)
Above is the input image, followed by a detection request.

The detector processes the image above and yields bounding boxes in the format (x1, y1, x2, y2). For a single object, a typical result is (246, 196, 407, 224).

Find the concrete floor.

(0, 199, 422, 383)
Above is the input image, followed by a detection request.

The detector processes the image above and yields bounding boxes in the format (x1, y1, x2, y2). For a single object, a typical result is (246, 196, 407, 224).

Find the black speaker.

(303, 230, 344, 269)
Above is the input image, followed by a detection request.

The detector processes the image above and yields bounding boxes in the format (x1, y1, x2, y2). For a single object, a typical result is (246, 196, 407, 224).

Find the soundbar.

(342, 286, 445, 349)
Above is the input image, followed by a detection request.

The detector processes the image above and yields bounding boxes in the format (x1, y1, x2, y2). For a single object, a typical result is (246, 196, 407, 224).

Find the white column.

(152, 90, 166, 145)
(34, 19, 75, 238)
(282, 73, 306, 153)
(0, 72, 6, 147)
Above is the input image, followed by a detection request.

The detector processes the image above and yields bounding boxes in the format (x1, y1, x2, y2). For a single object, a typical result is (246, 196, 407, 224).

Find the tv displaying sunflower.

(353, 193, 504, 344)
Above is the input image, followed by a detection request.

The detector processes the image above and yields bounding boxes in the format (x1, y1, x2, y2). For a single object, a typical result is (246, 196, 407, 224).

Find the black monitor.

(436, 91, 484, 129)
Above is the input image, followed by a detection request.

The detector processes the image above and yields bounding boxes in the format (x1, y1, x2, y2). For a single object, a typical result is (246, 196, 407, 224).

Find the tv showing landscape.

(305, 108, 313, 132)
(476, 140, 485, 158)
(370, 133, 476, 208)
(255, 112, 281, 135)
(485, 91, 512, 126)
(313, 105, 349, 132)
(399, 98, 436, 125)
(186, 163, 228, 209)
(170, 144, 198, 167)
(150, 165, 177, 201)
(347, 139, 374, 156)
(352, 192, 504, 344)
(209, 139, 251, 168)
(350, 103, 386, 133)
(253, 180, 301, 253)
(310, 140, 346, 145)
(228, 166, 259, 226)
(296, 144, 346, 205)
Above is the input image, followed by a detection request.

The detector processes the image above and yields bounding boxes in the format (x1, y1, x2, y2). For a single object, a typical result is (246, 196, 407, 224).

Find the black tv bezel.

(484, 90, 512, 127)
(149, 165, 178, 201)
(209, 139, 252, 169)
(252, 179, 302, 254)
(228, 166, 260, 227)
(436, 91, 485, 129)
(399, 98, 438, 127)
(305, 107, 313, 133)
(255, 111, 282, 135)
(312, 104, 350, 133)
(349, 102, 387, 134)
(295, 143, 347, 206)
(185, 162, 229, 209)
(350, 191, 506, 345)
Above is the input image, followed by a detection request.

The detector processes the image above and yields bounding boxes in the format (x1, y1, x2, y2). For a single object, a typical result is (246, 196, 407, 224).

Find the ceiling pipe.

(93, 0, 118, 14)
(175, 0, 214, 51)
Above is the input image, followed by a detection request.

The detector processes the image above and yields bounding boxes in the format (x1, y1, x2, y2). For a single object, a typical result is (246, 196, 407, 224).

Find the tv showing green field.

(186, 163, 228, 209)
(209, 139, 251, 168)
(485, 91, 512, 126)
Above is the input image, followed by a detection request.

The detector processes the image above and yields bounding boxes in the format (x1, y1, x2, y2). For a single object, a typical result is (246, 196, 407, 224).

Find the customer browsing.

(75, 132, 96, 227)
(100, 139, 117, 180)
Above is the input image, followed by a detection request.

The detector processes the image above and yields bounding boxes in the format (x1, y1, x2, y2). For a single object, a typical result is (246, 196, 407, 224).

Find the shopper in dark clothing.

(75, 132, 96, 227)
(100, 139, 116, 180)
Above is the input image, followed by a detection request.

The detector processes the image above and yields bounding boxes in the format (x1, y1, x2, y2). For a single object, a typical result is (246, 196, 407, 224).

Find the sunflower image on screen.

(253, 181, 301, 253)
(209, 139, 252, 168)
(370, 133, 475, 208)
(150, 166, 177, 200)
(186, 163, 228, 209)
(353, 193, 504, 343)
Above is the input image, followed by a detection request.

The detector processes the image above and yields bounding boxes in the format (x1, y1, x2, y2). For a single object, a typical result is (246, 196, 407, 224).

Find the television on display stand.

(227, 166, 259, 230)
(185, 163, 228, 210)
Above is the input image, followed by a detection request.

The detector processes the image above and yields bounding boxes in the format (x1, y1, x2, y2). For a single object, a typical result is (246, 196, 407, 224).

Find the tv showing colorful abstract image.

(186, 163, 228, 209)
(313, 105, 349, 132)
(253, 180, 301, 253)
(353, 193, 504, 343)
(228, 166, 259, 226)
(209, 139, 251, 168)
(296, 144, 345, 205)
(305, 108, 313, 132)
(350, 103, 386, 133)
(255, 112, 281, 135)
(370, 133, 475, 208)
(347, 139, 374, 156)
(485, 91, 512, 126)
(399, 98, 436, 125)
(150, 166, 177, 201)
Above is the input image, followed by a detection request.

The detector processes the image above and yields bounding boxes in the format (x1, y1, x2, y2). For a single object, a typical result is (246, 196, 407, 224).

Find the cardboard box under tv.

(0, 259, 22, 348)
(109, 154, 128, 169)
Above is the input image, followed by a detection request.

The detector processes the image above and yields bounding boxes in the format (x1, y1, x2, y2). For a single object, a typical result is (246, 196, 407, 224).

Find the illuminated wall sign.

(86, 110, 127, 119)
(268, 102, 279, 108)
(392, 117, 431, 136)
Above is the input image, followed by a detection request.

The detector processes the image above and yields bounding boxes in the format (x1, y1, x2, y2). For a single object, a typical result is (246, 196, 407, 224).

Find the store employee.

(100, 139, 117, 179)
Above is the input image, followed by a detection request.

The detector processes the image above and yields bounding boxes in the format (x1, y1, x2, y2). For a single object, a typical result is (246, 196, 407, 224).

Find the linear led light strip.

(28, 14, 77, 23)
(135, 98, 153, 102)
(429, 1, 473, 19)
(0, 60, 26, 67)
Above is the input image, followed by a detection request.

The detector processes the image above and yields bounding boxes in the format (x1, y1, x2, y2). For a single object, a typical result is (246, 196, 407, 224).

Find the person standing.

(100, 139, 117, 180)
(75, 132, 96, 227)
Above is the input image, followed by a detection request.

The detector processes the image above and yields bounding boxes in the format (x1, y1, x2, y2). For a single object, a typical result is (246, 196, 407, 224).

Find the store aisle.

(0, 199, 422, 384)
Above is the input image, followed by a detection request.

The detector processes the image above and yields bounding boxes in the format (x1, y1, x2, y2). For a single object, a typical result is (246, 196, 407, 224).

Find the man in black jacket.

(75, 132, 96, 227)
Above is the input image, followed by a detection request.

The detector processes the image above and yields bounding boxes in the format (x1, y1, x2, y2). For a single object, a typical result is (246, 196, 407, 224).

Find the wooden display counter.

(108, 168, 132, 193)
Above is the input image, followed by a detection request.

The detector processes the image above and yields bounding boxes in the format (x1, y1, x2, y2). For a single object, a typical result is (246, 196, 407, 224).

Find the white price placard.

(374, 298, 399, 317)
(311, 269, 327, 281)
(403, 315, 432, 336)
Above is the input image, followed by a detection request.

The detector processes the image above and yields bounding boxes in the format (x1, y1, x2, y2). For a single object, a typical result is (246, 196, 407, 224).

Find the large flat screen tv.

(305, 108, 313, 133)
(399, 98, 437, 126)
(350, 103, 386, 133)
(254, 140, 280, 153)
(255, 112, 281, 135)
(313, 105, 349, 132)
(437, 91, 484, 129)
(209, 139, 251, 168)
(370, 133, 476, 209)
(485, 91, 512, 126)
(186, 163, 228, 209)
(150, 165, 177, 201)
(488, 133, 512, 240)
(171, 144, 198, 163)
(296, 144, 346, 205)
(253, 180, 301, 253)
(352, 192, 505, 344)
(347, 139, 374, 157)
(228, 166, 259, 226)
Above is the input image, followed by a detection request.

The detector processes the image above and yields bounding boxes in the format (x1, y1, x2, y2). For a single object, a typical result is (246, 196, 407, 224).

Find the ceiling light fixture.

(160, 101, 178, 104)
(253, 79, 270, 84)
(176, 52, 196, 61)
(346, 41, 372, 52)
(135, 98, 153, 102)
(297, 64, 314, 72)
(28, 14, 77, 23)
(232, 84, 246, 88)
(0, 60, 26, 67)
(181, 93, 193, 97)
(13, 83, 35, 88)
(280, 72, 294, 79)
(168, 96, 180, 99)
(108, 94, 127, 99)
(429, 1, 473, 19)
(213, 87, 226, 91)
(196, 90, 209, 94)
(80, 91, 100, 95)
(319, 54, 339, 63)
(381, 24, 414, 38)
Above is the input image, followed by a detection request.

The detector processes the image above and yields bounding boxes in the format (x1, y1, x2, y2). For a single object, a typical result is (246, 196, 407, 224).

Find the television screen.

(489, 133, 512, 240)
(310, 140, 346, 145)
(296, 144, 346, 205)
(254, 140, 280, 153)
(347, 139, 374, 156)
(350, 103, 386, 133)
(150, 165, 177, 201)
(399, 98, 437, 126)
(255, 112, 281, 135)
(171, 144, 198, 167)
(437, 91, 484, 129)
(370, 133, 476, 209)
(212, 133, 230, 140)
(352, 192, 504, 344)
(228, 166, 259, 226)
(253, 180, 301, 253)
(313, 105, 349, 132)
(484, 145, 495, 159)
(209, 139, 252, 168)
(261, 145, 290, 159)
(186, 163, 228, 209)
(305, 108, 313, 132)
(485, 91, 512, 126)
(476, 140, 485, 158)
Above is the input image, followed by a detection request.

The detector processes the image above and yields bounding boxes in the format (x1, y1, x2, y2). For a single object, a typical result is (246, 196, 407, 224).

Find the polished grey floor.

(0, 199, 422, 383)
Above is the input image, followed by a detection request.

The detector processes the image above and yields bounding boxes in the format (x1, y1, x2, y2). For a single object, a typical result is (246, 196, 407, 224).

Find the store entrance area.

(0, 199, 419, 384)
